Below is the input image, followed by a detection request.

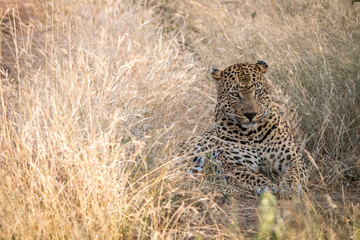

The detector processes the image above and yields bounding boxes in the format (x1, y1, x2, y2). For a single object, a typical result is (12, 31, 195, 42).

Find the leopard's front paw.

(187, 156, 205, 174)
(255, 185, 279, 196)
(279, 182, 304, 197)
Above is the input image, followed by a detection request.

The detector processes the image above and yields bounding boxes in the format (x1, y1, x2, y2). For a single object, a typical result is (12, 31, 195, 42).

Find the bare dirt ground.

(204, 187, 360, 238)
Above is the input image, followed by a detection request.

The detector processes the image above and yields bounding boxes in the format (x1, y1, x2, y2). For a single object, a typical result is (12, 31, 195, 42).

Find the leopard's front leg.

(224, 166, 279, 195)
(219, 154, 279, 195)
(279, 150, 311, 196)
(178, 129, 218, 174)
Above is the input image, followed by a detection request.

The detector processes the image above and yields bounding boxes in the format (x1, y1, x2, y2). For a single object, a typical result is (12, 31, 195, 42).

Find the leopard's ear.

(210, 67, 222, 81)
(255, 60, 268, 74)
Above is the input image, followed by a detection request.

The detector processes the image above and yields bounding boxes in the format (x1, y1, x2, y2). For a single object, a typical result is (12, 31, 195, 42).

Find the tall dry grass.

(0, 0, 359, 239)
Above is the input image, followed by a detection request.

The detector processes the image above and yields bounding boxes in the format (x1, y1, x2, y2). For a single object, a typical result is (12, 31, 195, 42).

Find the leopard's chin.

(241, 122, 258, 129)
(232, 116, 259, 129)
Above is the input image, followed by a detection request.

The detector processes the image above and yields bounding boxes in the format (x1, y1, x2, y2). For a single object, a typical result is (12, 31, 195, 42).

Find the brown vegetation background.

(0, 0, 359, 239)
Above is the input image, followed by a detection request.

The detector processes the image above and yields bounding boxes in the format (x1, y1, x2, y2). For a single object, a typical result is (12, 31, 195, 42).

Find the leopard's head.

(211, 61, 271, 129)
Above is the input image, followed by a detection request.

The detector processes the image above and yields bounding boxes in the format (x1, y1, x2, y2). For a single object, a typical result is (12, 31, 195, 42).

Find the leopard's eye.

(255, 88, 263, 95)
(229, 92, 241, 99)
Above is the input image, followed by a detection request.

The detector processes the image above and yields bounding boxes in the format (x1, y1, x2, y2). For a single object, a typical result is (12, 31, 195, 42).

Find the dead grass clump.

(0, 0, 245, 238)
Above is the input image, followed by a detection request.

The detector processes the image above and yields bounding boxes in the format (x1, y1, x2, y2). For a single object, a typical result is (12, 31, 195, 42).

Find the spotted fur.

(180, 61, 312, 196)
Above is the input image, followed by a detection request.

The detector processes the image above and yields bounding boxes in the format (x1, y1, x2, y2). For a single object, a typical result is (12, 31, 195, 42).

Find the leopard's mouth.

(222, 109, 267, 128)
(236, 118, 260, 129)
(238, 112, 267, 128)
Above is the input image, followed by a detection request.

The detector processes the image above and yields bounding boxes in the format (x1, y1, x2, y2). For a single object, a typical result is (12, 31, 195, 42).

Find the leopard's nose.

(244, 112, 257, 121)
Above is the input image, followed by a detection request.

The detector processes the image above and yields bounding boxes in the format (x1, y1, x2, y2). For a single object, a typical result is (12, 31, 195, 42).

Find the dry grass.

(0, 0, 359, 239)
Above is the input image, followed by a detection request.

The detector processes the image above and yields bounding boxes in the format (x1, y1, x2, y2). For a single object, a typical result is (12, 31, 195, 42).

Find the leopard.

(179, 60, 312, 196)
